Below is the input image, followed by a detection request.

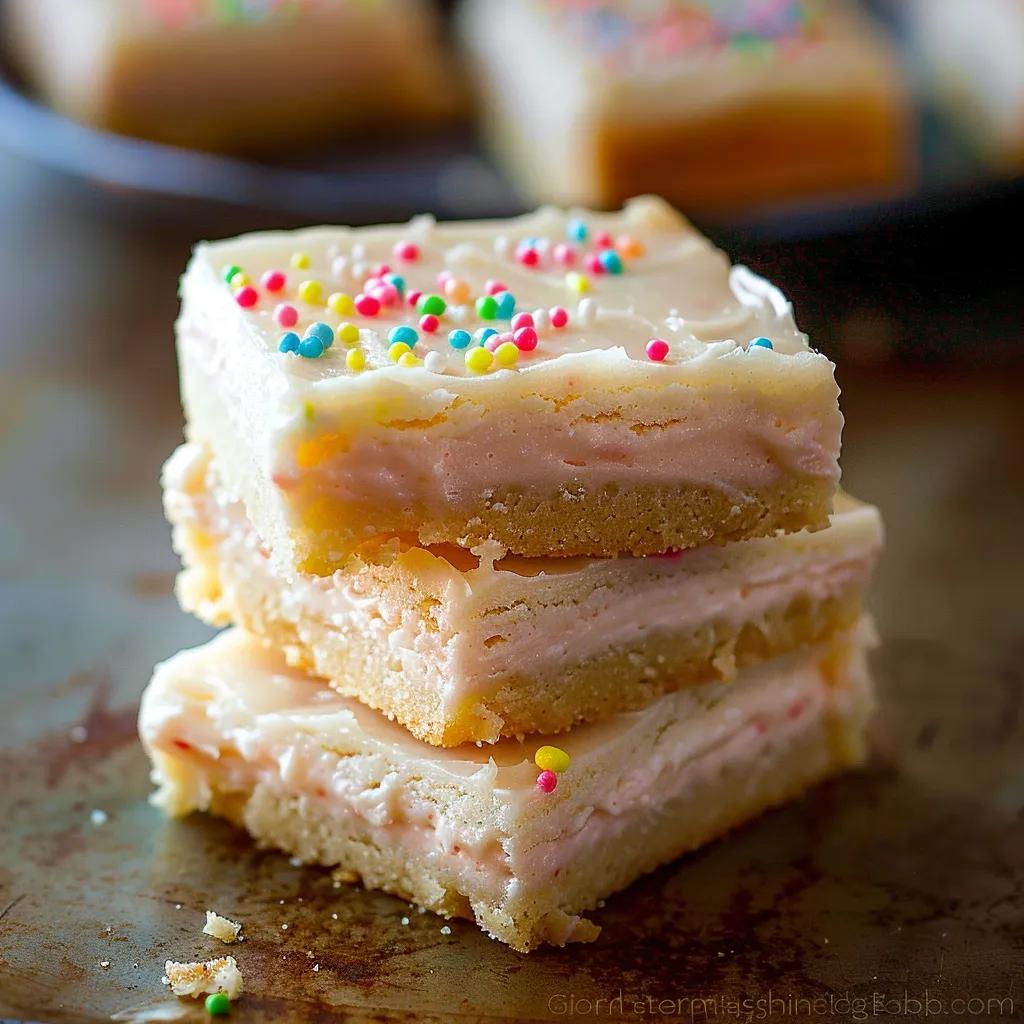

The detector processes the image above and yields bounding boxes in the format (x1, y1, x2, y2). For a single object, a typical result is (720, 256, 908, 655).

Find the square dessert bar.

(4, 0, 460, 151)
(177, 196, 843, 574)
(140, 627, 874, 952)
(908, 0, 1024, 173)
(459, 0, 912, 210)
(164, 441, 881, 746)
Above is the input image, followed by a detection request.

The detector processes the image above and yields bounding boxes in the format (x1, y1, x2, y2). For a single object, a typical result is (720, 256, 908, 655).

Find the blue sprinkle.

(598, 249, 623, 275)
(566, 219, 588, 243)
(476, 327, 499, 347)
(278, 332, 300, 354)
(388, 325, 419, 347)
(448, 329, 472, 350)
(494, 291, 516, 320)
(304, 321, 335, 348)
(748, 337, 774, 351)
(298, 336, 325, 359)
(384, 273, 405, 295)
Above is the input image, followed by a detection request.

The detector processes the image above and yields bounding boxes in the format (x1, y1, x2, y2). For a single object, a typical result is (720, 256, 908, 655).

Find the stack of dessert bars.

(140, 197, 883, 952)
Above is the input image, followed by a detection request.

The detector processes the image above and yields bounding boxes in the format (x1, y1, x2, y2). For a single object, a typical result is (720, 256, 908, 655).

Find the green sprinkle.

(205, 992, 231, 1015)
(417, 294, 446, 317)
(222, 264, 242, 283)
(475, 295, 498, 320)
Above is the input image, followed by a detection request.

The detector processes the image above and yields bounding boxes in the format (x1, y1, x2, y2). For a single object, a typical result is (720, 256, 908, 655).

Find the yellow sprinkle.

(495, 341, 519, 367)
(444, 278, 471, 305)
(465, 347, 494, 374)
(346, 347, 365, 371)
(566, 272, 590, 294)
(303, 401, 315, 421)
(229, 272, 250, 289)
(398, 352, 422, 367)
(298, 280, 323, 304)
(338, 322, 360, 347)
(328, 292, 355, 315)
(389, 341, 412, 362)
(291, 252, 311, 270)
(534, 745, 570, 774)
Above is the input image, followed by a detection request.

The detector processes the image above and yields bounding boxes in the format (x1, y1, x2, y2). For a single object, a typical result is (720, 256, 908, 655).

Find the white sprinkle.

(532, 308, 549, 333)
(351, 243, 366, 260)
(280, 900, 285, 905)
(351, 261, 366, 281)
(313, 964, 320, 973)
(330, 256, 348, 280)
(90, 809, 108, 826)
(175, 904, 182, 910)
(424, 351, 446, 374)
(440, 926, 451, 936)
(493, 235, 510, 257)
(447, 304, 469, 325)
(577, 298, 597, 325)
(534, 236, 551, 254)
(417, 907, 426, 915)
(281, 924, 288, 930)
(331, 913, 338, 920)
(69, 725, 88, 744)
(401, 917, 409, 926)
(99, 961, 110, 969)
(289, 857, 303, 867)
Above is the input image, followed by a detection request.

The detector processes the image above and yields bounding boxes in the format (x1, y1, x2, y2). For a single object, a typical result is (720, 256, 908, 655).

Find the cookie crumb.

(164, 956, 243, 999)
(203, 911, 242, 944)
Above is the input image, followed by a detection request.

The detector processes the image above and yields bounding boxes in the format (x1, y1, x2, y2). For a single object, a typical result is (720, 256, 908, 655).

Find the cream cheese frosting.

(178, 197, 843, 567)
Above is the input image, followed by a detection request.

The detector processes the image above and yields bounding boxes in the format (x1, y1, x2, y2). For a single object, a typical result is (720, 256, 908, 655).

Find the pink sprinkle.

(595, 230, 613, 249)
(553, 243, 576, 267)
(510, 312, 534, 331)
(419, 314, 440, 334)
(514, 327, 538, 351)
(372, 283, 400, 307)
(585, 253, 606, 275)
(517, 247, 540, 268)
(394, 241, 419, 263)
(375, 263, 391, 277)
(485, 279, 507, 296)
(261, 270, 286, 293)
(485, 331, 511, 352)
(788, 701, 807, 720)
(234, 285, 258, 308)
(275, 303, 298, 328)
(355, 293, 381, 317)
(646, 338, 669, 362)
(407, 290, 423, 308)
(537, 770, 557, 794)
(363, 276, 384, 292)
(436, 270, 453, 287)
(549, 306, 569, 329)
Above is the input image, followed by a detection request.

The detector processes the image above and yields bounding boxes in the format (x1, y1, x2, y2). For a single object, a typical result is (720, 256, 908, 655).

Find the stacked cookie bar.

(140, 197, 883, 951)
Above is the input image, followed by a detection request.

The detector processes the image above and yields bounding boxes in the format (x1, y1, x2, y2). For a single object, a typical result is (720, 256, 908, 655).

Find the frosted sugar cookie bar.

(459, 0, 912, 211)
(163, 441, 881, 746)
(177, 197, 843, 573)
(140, 627, 875, 952)
(4, 0, 461, 151)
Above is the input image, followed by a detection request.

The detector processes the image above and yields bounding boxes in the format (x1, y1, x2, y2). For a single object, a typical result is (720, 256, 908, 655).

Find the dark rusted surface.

(1, 151, 1023, 1022)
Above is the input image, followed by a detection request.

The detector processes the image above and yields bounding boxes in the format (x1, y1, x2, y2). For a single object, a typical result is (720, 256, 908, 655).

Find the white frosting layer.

(140, 629, 872, 886)
(165, 442, 882, 718)
(178, 197, 842, 563)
